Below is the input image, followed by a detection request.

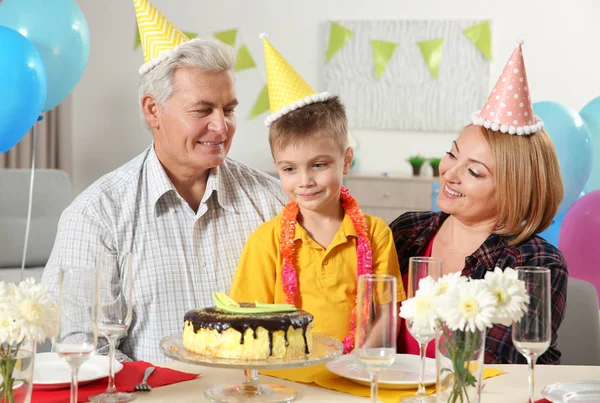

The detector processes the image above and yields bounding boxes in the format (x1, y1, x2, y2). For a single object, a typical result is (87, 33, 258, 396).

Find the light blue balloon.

(0, 26, 47, 153)
(580, 97, 600, 192)
(0, 0, 90, 112)
(432, 183, 441, 212)
(533, 101, 592, 216)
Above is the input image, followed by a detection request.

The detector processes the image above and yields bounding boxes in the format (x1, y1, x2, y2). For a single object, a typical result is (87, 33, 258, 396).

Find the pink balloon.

(559, 189, 600, 298)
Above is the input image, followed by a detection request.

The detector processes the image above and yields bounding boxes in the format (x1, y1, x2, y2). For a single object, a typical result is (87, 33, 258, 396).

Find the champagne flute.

(402, 257, 442, 403)
(89, 252, 134, 403)
(56, 266, 98, 403)
(512, 267, 551, 403)
(355, 274, 398, 403)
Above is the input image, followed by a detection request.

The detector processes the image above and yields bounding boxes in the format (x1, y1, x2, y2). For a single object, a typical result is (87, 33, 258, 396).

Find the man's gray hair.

(137, 38, 236, 123)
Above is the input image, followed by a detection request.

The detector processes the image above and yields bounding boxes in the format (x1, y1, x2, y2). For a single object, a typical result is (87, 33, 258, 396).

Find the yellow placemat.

(260, 364, 339, 383)
(316, 376, 435, 402)
(262, 367, 503, 403)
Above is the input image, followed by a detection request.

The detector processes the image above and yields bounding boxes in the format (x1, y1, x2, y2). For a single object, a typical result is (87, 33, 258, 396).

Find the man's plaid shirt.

(390, 211, 568, 364)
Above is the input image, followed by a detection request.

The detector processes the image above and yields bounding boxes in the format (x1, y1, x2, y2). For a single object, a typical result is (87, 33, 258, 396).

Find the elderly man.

(42, 0, 285, 362)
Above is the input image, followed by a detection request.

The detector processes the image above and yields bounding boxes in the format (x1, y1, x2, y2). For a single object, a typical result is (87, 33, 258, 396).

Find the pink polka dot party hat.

(471, 41, 543, 135)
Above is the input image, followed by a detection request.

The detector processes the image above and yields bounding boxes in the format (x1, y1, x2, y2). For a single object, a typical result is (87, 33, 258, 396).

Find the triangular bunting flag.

(371, 40, 397, 80)
(235, 45, 256, 72)
(134, 23, 141, 50)
(326, 22, 354, 62)
(183, 31, 198, 40)
(214, 29, 238, 46)
(417, 38, 445, 79)
(463, 21, 492, 61)
(249, 85, 270, 119)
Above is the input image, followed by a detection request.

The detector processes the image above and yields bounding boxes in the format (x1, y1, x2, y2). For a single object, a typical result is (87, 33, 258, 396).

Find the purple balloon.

(559, 189, 600, 298)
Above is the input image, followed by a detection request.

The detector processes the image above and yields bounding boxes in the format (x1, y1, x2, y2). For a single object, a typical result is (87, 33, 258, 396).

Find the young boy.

(229, 35, 405, 353)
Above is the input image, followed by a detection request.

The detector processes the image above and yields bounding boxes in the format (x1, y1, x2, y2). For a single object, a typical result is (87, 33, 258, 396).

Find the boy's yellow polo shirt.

(230, 211, 405, 343)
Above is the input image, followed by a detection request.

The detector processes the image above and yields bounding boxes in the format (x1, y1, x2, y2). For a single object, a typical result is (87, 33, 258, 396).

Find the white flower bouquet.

(0, 278, 58, 402)
(400, 268, 529, 403)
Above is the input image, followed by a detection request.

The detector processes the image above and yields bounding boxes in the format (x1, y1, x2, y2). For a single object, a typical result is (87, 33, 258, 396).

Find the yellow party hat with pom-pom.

(260, 33, 333, 126)
(134, 0, 191, 75)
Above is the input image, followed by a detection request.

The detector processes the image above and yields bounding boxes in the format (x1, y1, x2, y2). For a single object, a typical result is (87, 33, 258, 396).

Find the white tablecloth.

(131, 363, 600, 402)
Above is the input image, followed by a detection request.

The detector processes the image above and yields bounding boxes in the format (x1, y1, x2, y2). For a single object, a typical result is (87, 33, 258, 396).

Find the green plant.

(406, 155, 426, 167)
(429, 157, 442, 169)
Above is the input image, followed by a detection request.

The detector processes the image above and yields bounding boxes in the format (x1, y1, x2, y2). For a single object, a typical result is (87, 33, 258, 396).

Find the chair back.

(557, 278, 600, 365)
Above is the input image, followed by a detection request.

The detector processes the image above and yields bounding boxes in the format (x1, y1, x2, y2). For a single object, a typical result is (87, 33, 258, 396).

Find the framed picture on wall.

(323, 19, 491, 132)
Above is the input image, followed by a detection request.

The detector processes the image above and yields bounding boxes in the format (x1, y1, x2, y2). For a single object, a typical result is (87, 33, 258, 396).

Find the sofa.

(0, 169, 72, 283)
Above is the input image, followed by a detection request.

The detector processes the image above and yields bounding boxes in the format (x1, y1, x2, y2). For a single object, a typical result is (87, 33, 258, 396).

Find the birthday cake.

(182, 293, 314, 360)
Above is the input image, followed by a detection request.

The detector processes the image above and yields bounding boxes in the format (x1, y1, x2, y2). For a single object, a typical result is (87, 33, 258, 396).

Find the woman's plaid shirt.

(390, 211, 568, 364)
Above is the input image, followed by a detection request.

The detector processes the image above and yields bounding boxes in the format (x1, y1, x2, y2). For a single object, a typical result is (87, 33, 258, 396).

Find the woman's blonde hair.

(477, 125, 564, 245)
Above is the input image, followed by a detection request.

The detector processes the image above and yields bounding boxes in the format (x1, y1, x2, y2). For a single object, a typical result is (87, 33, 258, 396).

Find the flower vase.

(435, 323, 485, 403)
(0, 340, 36, 403)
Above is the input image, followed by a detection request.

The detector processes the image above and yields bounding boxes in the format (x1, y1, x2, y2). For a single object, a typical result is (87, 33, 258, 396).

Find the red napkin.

(31, 361, 199, 403)
(535, 400, 551, 403)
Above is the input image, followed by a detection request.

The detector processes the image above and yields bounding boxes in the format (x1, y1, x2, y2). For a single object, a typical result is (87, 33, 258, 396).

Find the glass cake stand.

(160, 333, 342, 403)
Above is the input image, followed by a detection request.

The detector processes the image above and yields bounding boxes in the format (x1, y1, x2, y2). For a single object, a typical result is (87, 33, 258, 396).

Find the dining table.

(131, 363, 600, 402)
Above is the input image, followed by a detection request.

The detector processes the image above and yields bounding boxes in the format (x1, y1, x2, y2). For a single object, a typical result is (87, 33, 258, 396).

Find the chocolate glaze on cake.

(184, 304, 313, 355)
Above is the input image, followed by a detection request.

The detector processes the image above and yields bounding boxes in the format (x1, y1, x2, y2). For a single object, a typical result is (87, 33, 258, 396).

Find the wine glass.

(512, 267, 551, 403)
(354, 274, 398, 403)
(402, 257, 442, 403)
(55, 266, 98, 403)
(89, 252, 134, 403)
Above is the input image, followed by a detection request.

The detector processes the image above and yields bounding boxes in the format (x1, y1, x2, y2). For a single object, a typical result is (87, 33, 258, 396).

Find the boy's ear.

(343, 147, 354, 174)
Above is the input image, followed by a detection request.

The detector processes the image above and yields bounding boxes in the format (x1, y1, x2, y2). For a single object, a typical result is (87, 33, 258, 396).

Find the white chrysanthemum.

(12, 280, 58, 343)
(439, 280, 497, 332)
(416, 276, 438, 297)
(436, 272, 468, 296)
(0, 300, 20, 344)
(400, 293, 438, 337)
(484, 267, 530, 326)
(0, 281, 9, 297)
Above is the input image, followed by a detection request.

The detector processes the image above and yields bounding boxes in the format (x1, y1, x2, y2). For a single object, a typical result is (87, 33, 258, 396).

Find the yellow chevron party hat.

(134, 0, 191, 75)
(260, 33, 333, 126)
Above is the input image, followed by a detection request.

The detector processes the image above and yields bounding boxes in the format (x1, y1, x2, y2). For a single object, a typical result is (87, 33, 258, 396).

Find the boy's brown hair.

(268, 96, 348, 155)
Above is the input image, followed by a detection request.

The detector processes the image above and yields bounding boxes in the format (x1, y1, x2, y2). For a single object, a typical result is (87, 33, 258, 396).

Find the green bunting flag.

(249, 85, 270, 119)
(463, 21, 492, 61)
(214, 29, 238, 46)
(371, 40, 398, 80)
(183, 31, 198, 40)
(134, 24, 141, 50)
(326, 22, 354, 62)
(235, 45, 256, 72)
(417, 38, 445, 79)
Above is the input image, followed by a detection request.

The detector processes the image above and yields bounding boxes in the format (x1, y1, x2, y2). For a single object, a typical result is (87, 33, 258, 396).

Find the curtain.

(0, 99, 71, 171)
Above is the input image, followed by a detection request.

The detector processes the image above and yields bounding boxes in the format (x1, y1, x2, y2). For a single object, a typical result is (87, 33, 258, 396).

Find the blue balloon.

(533, 101, 592, 216)
(0, 26, 47, 153)
(580, 97, 600, 192)
(538, 191, 585, 247)
(538, 213, 565, 248)
(0, 0, 90, 112)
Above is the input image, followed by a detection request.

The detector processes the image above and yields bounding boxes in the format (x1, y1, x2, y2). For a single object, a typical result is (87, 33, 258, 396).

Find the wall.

(70, 0, 600, 193)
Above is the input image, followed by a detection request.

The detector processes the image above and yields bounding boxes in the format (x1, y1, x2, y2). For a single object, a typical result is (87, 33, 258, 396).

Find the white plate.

(326, 354, 436, 390)
(33, 353, 123, 390)
(542, 381, 600, 402)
